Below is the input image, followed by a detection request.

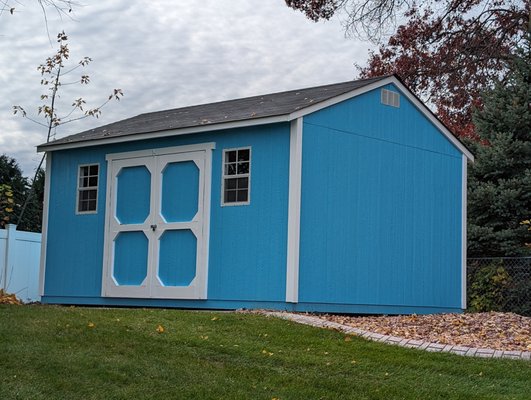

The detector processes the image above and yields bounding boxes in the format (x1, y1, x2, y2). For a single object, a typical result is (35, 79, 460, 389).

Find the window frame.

(76, 163, 100, 215)
(221, 147, 251, 206)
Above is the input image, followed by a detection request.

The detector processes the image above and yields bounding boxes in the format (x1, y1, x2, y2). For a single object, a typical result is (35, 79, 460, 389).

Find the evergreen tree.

(0, 155, 28, 225)
(467, 46, 531, 257)
(0, 155, 44, 233)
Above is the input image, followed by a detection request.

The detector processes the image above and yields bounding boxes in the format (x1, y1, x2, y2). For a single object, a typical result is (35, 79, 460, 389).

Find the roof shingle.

(38, 76, 389, 149)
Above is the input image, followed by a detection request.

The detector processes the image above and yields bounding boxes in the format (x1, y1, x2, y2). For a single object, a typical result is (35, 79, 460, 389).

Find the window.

(381, 88, 400, 107)
(222, 148, 250, 205)
(77, 164, 99, 213)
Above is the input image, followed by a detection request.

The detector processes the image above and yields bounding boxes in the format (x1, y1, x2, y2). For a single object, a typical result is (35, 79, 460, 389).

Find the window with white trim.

(77, 164, 99, 213)
(381, 88, 400, 107)
(222, 148, 250, 205)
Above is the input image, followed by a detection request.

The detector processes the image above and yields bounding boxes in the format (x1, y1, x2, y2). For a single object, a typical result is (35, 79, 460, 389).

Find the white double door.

(102, 143, 214, 299)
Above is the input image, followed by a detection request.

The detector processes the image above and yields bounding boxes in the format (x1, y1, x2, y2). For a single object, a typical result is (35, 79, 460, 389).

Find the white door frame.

(101, 142, 215, 299)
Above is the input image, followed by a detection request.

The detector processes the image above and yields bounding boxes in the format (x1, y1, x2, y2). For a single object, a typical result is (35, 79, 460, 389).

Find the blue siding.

(44, 83, 465, 313)
(299, 84, 463, 309)
(44, 123, 290, 301)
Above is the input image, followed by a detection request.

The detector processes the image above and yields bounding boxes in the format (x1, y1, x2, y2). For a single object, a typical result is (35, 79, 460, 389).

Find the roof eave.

(37, 75, 473, 161)
(37, 114, 291, 152)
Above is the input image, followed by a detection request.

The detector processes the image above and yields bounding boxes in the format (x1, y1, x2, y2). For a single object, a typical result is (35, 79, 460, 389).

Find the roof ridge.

(136, 75, 391, 119)
(38, 75, 395, 150)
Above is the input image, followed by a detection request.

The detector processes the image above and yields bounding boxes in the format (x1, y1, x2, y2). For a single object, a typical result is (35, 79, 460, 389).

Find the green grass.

(1, 305, 529, 399)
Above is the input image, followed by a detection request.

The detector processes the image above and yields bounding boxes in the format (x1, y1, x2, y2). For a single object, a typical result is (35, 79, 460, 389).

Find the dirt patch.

(318, 312, 530, 351)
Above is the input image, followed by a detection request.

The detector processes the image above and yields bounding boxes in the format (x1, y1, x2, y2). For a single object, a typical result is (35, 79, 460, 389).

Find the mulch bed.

(318, 312, 530, 351)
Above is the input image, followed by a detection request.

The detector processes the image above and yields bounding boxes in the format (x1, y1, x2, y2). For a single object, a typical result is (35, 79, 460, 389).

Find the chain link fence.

(467, 257, 531, 316)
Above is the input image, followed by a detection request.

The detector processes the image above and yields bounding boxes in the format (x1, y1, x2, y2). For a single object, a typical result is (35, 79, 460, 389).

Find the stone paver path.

(264, 311, 530, 361)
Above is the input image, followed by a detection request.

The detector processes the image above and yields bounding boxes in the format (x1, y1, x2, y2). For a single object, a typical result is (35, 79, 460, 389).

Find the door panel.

(113, 231, 149, 285)
(116, 165, 151, 224)
(160, 161, 199, 223)
(106, 156, 155, 298)
(158, 229, 197, 286)
(151, 152, 205, 298)
(102, 144, 213, 300)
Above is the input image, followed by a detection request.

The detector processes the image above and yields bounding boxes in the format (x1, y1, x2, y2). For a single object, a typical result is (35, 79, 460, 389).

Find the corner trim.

(461, 154, 468, 309)
(39, 153, 52, 296)
(286, 117, 303, 303)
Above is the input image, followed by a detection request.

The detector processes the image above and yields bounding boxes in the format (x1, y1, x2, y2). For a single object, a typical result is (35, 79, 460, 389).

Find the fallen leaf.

(315, 311, 531, 352)
(156, 325, 164, 333)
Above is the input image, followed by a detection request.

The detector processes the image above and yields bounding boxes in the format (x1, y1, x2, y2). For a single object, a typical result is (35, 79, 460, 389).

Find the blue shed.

(37, 75, 473, 314)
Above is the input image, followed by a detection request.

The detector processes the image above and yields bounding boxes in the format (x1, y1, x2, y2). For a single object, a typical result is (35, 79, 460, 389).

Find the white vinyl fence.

(0, 224, 42, 303)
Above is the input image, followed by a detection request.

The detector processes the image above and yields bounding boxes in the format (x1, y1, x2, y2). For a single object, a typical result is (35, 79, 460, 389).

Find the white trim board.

(105, 142, 216, 162)
(36, 77, 473, 161)
(39, 153, 52, 296)
(286, 117, 303, 303)
(38, 116, 287, 152)
(461, 154, 468, 309)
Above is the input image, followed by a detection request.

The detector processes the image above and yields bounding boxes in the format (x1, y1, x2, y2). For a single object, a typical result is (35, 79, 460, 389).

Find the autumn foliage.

(359, 2, 528, 138)
(287, 0, 529, 139)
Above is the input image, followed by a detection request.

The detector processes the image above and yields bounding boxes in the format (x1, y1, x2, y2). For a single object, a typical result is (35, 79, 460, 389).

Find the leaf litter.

(319, 312, 530, 351)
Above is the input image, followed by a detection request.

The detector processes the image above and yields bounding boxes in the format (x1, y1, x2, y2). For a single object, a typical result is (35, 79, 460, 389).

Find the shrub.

(467, 260, 510, 312)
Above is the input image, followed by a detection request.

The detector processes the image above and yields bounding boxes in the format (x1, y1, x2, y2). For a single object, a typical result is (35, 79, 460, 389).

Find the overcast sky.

(0, 0, 374, 175)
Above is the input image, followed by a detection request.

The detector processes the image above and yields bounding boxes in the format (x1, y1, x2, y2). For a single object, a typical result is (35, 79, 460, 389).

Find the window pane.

(237, 177, 248, 189)
(79, 199, 87, 212)
(88, 189, 97, 200)
(237, 189, 248, 202)
(89, 165, 99, 175)
(238, 149, 249, 161)
(225, 163, 237, 175)
(224, 190, 237, 203)
(225, 178, 237, 190)
(237, 162, 249, 174)
(80, 166, 89, 177)
(225, 150, 236, 163)
(88, 176, 98, 187)
(80, 190, 88, 200)
(88, 200, 97, 211)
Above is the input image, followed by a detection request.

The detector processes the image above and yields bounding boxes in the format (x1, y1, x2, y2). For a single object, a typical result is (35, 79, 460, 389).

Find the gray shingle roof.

(38, 76, 389, 150)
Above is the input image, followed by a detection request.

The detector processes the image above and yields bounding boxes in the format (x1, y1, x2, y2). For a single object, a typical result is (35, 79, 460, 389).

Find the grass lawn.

(1, 305, 529, 399)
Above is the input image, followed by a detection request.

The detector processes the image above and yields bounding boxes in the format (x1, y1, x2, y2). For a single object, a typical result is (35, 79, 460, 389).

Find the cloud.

(0, 0, 373, 175)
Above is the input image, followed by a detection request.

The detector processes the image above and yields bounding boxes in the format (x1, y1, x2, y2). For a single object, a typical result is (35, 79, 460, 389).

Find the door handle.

(150, 224, 157, 231)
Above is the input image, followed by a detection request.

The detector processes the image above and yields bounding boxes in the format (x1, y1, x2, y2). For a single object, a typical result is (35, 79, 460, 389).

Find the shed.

(37, 75, 474, 314)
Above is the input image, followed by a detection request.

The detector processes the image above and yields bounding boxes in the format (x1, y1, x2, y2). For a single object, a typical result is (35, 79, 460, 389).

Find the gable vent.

(381, 89, 400, 107)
